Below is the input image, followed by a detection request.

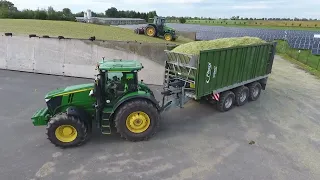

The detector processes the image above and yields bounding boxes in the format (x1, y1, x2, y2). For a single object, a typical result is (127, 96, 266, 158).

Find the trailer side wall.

(195, 42, 277, 98)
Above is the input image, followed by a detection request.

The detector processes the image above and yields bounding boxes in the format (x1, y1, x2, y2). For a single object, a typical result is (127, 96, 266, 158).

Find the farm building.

(75, 9, 146, 25)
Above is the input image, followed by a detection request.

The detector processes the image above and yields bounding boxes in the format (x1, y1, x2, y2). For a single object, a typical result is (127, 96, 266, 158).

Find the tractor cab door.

(105, 71, 138, 104)
(155, 17, 165, 35)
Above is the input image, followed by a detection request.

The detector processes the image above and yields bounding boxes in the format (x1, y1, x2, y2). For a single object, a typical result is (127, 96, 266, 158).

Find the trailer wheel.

(114, 99, 160, 142)
(248, 82, 262, 101)
(234, 86, 249, 106)
(217, 91, 235, 112)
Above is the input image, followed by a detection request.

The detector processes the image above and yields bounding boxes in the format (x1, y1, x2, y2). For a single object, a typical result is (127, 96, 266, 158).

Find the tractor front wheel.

(46, 113, 88, 148)
(145, 26, 156, 37)
(114, 100, 160, 141)
(164, 33, 173, 41)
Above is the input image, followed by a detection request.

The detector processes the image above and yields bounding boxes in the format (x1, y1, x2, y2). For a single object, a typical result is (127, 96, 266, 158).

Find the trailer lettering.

(213, 66, 217, 78)
(206, 62, 212, 83)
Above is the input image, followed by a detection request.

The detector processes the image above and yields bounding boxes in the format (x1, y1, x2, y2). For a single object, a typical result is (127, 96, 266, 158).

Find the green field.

(0, 19, 191, 44)
(168, 19, 320, 31)
(276, 40, 320, 77)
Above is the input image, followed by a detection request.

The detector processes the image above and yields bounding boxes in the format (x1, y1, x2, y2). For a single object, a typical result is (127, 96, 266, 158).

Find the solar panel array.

(115, 23, 320, 55)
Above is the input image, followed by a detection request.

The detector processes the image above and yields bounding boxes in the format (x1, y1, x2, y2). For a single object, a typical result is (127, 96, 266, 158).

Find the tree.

(34, 8, 47, 20)
(105, 7, 118, 17)
(62, 8, 71, 16)
(0, 0, 18, 18)
(179, 17, 186, 24)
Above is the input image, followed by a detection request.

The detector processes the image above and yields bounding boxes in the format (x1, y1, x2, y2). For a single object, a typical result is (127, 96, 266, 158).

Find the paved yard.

(0, 56, 319, 180)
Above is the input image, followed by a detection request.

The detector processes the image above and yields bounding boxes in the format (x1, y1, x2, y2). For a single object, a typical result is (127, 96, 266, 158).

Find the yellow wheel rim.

(164, 34, 172, 41)
(55, 125, 77, 143)
(146, 28, 155, 36)
(126, 111, 151, 133)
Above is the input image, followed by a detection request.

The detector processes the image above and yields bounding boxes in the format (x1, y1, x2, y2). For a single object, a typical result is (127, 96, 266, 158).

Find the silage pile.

(171, 36, 266, 55)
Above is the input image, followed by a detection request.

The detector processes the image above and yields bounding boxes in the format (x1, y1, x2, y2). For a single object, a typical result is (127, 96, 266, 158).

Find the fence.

(276, 41, 320, 71)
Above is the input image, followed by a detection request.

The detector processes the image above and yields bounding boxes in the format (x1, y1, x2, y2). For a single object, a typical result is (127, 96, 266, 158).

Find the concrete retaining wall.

(0, 35, 177, 85)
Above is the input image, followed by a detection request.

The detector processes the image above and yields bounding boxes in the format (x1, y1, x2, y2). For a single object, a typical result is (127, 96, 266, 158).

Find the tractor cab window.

(161, 19, 165, 25)
(105, 72, 137, 99)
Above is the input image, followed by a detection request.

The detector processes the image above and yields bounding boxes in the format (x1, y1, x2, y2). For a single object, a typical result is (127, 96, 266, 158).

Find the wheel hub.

(126, 111, 150, 133)
(147, 28, 154, 36)
(63, 127, 73, 136)
(253, 87, 259, 97)
(240, 91, 247, 102)
(165, 34, 172, 41)
(225, 97, 233, 108)
(55, 125, 77, 143)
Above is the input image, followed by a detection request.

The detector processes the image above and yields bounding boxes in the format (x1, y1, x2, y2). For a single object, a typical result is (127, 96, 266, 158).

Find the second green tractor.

(135, 16, 177, 41)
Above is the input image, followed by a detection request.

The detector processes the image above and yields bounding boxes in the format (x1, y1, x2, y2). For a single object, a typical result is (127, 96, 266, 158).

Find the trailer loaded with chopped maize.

(31, 38, 277, 148)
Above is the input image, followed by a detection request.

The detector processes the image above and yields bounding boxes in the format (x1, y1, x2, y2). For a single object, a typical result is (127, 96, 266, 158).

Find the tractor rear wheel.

(145, 26, 156, 37)
(114, 100, 160, 141)
(164, 33, 173, 41)
(46, 113, 88, 148)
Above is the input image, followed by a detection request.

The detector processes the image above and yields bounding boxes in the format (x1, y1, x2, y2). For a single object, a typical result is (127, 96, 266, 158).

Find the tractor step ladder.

(101, 111, 112, 135)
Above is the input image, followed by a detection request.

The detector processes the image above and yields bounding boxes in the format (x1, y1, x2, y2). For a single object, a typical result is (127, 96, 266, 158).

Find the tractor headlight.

(89, 89, 94, 97)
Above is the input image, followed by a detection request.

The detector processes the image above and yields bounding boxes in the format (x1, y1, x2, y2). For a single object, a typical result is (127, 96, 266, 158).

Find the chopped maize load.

(171, 36, 266, 55)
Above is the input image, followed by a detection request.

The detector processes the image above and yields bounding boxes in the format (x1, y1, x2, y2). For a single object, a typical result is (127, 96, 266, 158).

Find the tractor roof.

(98, 59, 143, 72)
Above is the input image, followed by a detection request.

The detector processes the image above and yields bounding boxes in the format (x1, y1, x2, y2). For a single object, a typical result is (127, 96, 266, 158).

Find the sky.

(8, 0, 320, 19)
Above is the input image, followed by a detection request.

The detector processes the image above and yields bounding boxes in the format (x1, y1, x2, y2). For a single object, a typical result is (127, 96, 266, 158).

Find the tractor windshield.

(107, 72, 123, 82)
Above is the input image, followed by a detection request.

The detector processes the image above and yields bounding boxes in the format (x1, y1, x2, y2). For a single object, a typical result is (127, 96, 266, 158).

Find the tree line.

(167, 16, 318, 21)
(0, 0, 157, 21)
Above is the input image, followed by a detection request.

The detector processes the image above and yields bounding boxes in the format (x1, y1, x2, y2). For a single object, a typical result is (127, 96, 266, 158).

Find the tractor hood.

(164, 26, 175, 32)
(45, 83, 94, 99)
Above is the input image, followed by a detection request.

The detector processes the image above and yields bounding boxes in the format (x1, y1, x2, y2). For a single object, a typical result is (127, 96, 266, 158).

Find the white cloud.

(8, 0, 320, 18)
(232, 5, 270, 10)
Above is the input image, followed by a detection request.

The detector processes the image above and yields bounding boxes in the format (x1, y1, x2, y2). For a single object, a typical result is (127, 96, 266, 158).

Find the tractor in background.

(134, 16, 177, 41)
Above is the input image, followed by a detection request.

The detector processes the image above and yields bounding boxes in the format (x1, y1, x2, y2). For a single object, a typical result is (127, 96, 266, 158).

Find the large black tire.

(145, 25, 156, 37)
(216, 91, 235, 112)
(114, 100, 160, 142)
(234, 86, 249, 106)
(46, 113, 88, 148)
(248, 82, 262, 101)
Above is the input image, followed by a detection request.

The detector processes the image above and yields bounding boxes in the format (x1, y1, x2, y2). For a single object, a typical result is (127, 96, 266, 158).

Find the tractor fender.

(111, 95, 161, 119)
(66, 106, 92, 127)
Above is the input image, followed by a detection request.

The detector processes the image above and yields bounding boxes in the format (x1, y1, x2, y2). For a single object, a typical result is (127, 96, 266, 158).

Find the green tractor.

(135, 16, 177, 41)
(31, 59, 175, 148)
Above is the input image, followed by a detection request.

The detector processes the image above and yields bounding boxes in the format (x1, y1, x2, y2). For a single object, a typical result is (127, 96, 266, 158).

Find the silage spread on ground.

(171, 36, 266, 55)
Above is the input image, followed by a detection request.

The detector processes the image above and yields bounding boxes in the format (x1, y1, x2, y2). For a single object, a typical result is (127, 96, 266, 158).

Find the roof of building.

(75, 17, 145, 21)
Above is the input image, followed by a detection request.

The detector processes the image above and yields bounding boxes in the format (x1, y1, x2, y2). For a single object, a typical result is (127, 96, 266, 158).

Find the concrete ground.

(0, 56, 319, 180)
